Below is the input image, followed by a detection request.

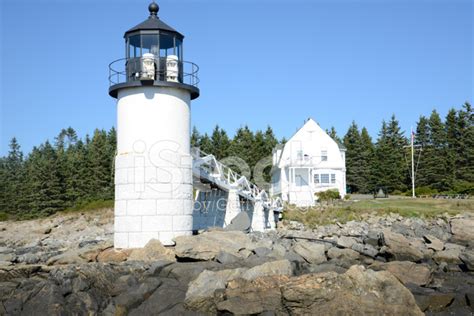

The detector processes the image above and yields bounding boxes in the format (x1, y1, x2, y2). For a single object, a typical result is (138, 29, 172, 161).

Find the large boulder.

(184, 268, 247, 313)
(281, 265, 423, 315)
(292, 240, 326, 264)
(433, 243, 464, 264)
(423, 234, 444, 251)
(327, 247, 360, 261)
(450, 218, 474, 246)
(382, 230, 424, 262)
(369, 261, 432, 286)
(128, 239, 175, 262)
(174, 231, 252, 260)
(459, 248, 474, 271)
(216, 276, 288, 314)
(96, 248, 128, 263)
(241, 259, 293, 280)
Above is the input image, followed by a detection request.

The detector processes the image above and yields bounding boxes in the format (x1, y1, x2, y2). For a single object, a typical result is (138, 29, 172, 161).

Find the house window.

(331, 174, 336, 184)
(297, 150, 303, 161)
(314, 174, 319, 184)
(321, 174, 330, 184)
(321, 150, 328, 161)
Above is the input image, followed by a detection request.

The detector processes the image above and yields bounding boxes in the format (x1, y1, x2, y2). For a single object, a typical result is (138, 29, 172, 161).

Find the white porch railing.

(191, 148, 283, 212)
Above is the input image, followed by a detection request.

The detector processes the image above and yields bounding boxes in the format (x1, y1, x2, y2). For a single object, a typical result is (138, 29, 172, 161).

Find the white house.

(271, 118, 347, 206)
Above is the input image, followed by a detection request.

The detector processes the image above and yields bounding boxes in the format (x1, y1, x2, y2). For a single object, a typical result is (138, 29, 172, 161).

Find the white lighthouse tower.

(109, 2, 200, 247)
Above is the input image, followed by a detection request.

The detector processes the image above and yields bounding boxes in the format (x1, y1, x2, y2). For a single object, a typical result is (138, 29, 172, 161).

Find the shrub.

(0, 212, 8, 221)
(415, 186, 438, 196)
(316, 189, 341, 205)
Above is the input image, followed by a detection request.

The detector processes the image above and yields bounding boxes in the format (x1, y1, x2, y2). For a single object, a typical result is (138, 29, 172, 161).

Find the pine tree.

(327, 126, 342, 144)
(359, 127, 375, 193)
(229, 125, 255, 169)
(343, 122, 364, 193)
(198, 133, 213, 154)
(3, 138, 24, 214)
(373, 116, 408, 193)
(86, 129, 112, 200)
(210, 125, 231, 159)
(263, 126, 278, 155)
(457, 102, 474, 186)
(191, 126, 200, 148)
(414, 115, 430, 187)
(25, 142, 65, 217)
(445, 109, 458, 187)
(426, 110, 448, 190)
(106, 127, 117, 198)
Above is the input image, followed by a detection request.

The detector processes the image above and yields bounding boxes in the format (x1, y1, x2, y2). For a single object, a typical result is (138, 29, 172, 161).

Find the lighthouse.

(109, 2, 199, 248)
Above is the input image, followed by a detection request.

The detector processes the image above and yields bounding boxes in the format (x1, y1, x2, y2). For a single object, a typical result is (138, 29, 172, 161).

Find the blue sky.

(1, 0, 472, 156)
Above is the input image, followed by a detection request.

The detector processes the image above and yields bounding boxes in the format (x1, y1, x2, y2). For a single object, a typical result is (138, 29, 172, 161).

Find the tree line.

(1, 102, 472, 219)
(0, 128, 116, 219)
(343, 102, 473, 195)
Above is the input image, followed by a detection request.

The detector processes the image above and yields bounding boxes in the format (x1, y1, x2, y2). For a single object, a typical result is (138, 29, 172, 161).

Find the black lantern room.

(109, 2, 199, 99)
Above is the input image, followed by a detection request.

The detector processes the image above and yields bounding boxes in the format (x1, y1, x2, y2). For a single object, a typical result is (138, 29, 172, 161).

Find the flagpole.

(411, 127, 415, 198)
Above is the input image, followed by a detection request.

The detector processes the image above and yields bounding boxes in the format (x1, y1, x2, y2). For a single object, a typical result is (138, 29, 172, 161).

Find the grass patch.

(63, 199, 114, 213)
(0, 212, 8, 221)
(283, 198, 474, 228)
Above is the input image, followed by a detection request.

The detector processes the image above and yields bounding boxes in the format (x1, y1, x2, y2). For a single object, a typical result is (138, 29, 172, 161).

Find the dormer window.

(321, 150, 328, 161)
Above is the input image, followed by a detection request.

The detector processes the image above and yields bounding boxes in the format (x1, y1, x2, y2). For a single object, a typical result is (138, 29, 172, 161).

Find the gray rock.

(185, 268, 247, 313)
(327, 247, 360, 261)
(423, 234, 444, 251)
(129, 279, 188, 316)
(16, 253, 40, 264)
(224, 211, 251, 232)
(381, 229, 424, 262)
(336, 236, 358, 249)
(364, 230, 381, 247)
(254, 247, 272, 258)
(450, 218, 474, 246)
(0, 253, 15, 263)
(241, 260, 293, 280)
(292, 240, 326, 264)
(433, 247, 463, 264)
(175, 231, 252, 260)
(351, 243, 378, 258)
(369, 261, 432, 286)
(459, 248, 474, 271)
(114, 278, 162, 313)
(215, 251, 240, 264)
(281, 265, 423, 315)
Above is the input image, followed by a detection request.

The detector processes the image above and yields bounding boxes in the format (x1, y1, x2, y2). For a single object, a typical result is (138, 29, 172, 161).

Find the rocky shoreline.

(0, 209, 473, 315)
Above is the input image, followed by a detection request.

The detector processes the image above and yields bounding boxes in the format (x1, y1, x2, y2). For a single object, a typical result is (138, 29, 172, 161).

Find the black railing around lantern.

(108, 57, 199, 87)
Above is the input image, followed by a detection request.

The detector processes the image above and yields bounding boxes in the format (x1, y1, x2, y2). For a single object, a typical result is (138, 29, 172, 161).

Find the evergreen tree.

(86, 129, 112, 200)
(263, 126, 278, 155)
(24, 142, 64, 217)
(3, 138, 24, 214)
(210, 125, 231, 159)
(425, 110, 448, 190)
(327, 126, 342, 144)
(373, 116, 408, 192)
(198, 133, 213, 154)
(191, 126, 200, 148)
(229, 125, 255, 169)
(343, 122, 364, 193)
(414, 115, 430, 187)
(359, 127, 375, 193)
(106, 127, 117, 198)
(456, 102, 474, 186)
(445, 109, 458, 186)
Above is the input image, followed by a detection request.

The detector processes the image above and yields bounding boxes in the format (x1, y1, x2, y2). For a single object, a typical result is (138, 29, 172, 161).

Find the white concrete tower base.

(224, 189, 241, 226)
(114, 86, 193, 248)
(250, 200, 267, 232)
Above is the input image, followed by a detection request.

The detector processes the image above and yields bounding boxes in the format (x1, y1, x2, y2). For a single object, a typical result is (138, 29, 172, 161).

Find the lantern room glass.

(126, 32, 183, 61)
